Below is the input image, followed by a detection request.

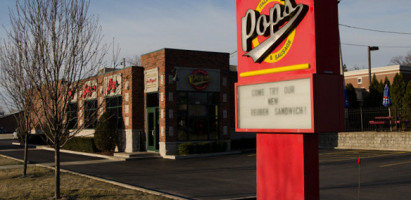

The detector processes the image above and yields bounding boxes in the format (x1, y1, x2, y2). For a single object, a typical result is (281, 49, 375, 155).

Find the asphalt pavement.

(1, 137, 411, 200)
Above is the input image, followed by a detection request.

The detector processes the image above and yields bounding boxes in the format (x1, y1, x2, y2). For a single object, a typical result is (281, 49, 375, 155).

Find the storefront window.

(84, 100, 97, 129)
(67, 102, 78, 129)
(177, 92, 219, 141)
(106, 96, 123, 129)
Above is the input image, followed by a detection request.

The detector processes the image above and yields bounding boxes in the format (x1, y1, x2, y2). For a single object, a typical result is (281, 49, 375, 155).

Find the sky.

(1, 0, 411, 71)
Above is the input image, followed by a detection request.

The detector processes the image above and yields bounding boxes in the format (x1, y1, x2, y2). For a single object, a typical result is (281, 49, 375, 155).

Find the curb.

(35, 145, 126, 161)
(11, 142, 37, 148)
(163, 151, 243, 160)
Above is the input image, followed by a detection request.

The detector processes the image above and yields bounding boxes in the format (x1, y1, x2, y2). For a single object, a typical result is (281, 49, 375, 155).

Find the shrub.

(63, 137, 97, 153)
(213, 141, 227, 152)
(179, 141, 227, 155)
(94, 112, 118, 152)
(178, 142, 193, 155)
(196, 142, 212, 154)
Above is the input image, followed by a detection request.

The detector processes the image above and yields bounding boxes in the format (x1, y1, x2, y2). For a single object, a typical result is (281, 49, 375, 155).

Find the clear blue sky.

(1, 0, 411, 70)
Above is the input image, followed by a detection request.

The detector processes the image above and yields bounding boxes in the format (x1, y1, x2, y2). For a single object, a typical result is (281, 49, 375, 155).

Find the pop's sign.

(236, 0, 338, 83)
(236, 0, 343, 133)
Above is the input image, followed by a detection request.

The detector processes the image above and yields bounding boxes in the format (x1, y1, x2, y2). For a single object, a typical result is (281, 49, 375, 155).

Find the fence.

(345, 107, 411, 132)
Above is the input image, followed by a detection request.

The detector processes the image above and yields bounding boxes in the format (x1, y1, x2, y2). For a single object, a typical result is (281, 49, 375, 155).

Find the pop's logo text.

(188, 69, 210, 91)
(241, 0, 308, 63)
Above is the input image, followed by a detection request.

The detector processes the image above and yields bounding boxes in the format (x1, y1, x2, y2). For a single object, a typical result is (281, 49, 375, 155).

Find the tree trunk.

(54, 136, 60, 199)
(23, 113, 29, 177)
(23, 132, 28, 177)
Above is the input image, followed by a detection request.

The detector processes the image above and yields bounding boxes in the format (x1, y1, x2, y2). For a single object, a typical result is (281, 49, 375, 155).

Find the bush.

(94, 112, 118, 152)
(18, 133, 47, 145)
(178, 141, 227, 155)
(197, 142, 212, 154)
(63, 137, 97, 153)
(178, 142, 193, 155)
(213, 141, 227, 152)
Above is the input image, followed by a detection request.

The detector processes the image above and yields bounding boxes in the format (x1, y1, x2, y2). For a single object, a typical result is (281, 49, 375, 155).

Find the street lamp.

(368, 46, 379, 88)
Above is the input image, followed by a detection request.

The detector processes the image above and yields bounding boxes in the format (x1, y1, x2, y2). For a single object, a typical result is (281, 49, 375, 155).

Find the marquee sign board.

(237, 77, 313, 132)
(235, 73, 344, 133)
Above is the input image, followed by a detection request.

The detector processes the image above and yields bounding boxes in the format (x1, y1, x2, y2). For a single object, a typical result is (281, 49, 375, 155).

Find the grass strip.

(0, 156, 170, 200)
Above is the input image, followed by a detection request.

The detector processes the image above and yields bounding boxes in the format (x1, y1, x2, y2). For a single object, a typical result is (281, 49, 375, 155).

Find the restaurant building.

(66, 48, 237, 157)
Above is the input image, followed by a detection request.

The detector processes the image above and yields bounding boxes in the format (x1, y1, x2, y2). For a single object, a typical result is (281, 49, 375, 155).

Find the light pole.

(368, 46, 379, 88)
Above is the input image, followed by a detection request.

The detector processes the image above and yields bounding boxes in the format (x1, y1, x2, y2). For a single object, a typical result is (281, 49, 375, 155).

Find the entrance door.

(147, 107, 159, 151)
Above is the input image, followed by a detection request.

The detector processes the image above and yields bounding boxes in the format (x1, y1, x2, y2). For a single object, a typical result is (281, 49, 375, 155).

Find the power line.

(342, 43, 411, 49)
(339, 24, 411, 35)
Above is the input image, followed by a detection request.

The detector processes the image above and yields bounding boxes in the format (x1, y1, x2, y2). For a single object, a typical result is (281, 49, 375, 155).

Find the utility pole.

(368, 46, 379, 88)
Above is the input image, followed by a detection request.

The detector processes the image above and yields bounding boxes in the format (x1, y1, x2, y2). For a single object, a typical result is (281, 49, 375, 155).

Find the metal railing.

(345, 107, 411, 132)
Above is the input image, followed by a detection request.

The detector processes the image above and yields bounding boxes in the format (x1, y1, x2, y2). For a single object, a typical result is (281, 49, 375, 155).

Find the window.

(177, 92, 219, 141)
(106, 96, 123, 129)
(84, 100, 97, 128)
(67, 102, 78, 129)
(357, 78, 362, 84)
(146, 93, 159, 107)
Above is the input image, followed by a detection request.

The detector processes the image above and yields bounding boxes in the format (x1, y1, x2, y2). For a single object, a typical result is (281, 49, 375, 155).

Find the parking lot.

(1, 137, 411, 200)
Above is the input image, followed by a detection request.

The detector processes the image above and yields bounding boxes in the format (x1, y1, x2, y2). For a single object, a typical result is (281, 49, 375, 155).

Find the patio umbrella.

(382, 84, 392, 107)
(344, 89, 349, 108)
(383, 84, 392, 126)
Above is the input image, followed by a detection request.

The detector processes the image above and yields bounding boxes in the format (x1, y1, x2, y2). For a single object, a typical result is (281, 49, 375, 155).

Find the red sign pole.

(257, 133, 319, 199)
(235, 0, 343, 199)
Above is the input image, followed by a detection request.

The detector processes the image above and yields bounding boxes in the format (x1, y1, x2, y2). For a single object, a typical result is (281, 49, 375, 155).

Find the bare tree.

(390, 51, 411, 66)
(111, 38, 122, 67)
(1, 0, 106, 198)
(0, 41, 35, 177)
(126, 55, 141, 66)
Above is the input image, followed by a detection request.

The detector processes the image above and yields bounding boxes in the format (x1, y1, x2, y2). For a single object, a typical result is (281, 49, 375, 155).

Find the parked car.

(12, 129, 18, 139)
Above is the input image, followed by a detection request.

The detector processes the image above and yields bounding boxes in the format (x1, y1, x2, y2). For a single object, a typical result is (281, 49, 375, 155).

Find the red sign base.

(257, 133, 319, 200)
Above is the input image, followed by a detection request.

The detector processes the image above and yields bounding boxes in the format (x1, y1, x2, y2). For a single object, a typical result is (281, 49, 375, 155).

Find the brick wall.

(141, 49, 166, 143)
(345, 70, 398, 89)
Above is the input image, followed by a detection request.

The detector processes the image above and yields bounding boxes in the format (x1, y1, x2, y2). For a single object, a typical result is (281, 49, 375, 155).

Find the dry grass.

(0, 155, 22, 166)
(0, 158, 170, 200)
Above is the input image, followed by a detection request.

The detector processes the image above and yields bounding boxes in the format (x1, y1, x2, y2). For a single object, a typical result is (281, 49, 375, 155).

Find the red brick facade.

(30, 48, 236, 156)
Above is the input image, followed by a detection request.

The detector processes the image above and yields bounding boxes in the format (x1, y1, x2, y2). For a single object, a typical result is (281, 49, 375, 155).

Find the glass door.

(146, 107, 159, 151)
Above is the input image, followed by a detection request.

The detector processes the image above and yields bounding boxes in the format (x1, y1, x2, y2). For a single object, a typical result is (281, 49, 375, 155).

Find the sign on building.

(104, 73, 122, 96)
(144, 68, 158, 93)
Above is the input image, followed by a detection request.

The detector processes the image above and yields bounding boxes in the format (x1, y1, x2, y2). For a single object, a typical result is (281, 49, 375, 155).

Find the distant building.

(344, 65, 411, 90)
(0, 111, 23, 133)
